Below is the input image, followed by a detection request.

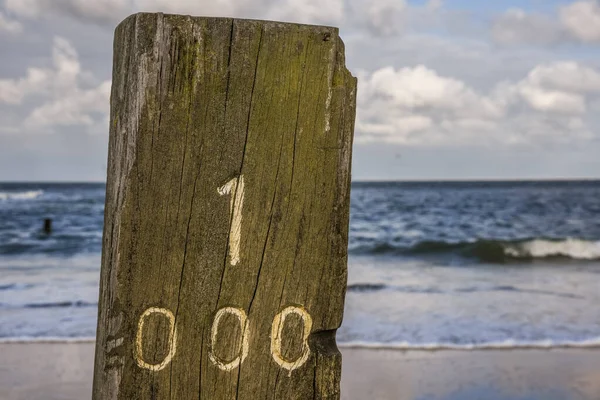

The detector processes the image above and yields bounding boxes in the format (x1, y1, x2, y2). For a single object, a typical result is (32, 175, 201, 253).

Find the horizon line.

(1, 177, 600, 184)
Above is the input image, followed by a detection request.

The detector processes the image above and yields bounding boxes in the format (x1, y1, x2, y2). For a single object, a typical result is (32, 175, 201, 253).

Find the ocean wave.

(24, 301, 97, 309)
(347, 283, 388, 292)
(346, 283, 583, 298)
(0, 190, 44, 201)
(351, 238, 600, 262)
(339, 337, 600, 350)
(0, 283, 35, 291)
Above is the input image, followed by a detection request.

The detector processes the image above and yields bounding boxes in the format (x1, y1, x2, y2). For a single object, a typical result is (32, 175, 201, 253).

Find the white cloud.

(0, 37, 81, 105)
(356, 62, 600, 145)
(0, 36, 110, 132)
(357, 65, 504, 144)
(49, 37, 81, 91)
(559, 0, 600, 43)
(0, 68, 48, 104)
(3, 0, 343, 26)
(491, 8, 564, 46)
(266, 0, 344, 25)
(3, 0, 445, 35)
(362, 0, 407, 36)
(496, 61, 600, 115)
(350, 0, 448, 37)
(590, 97, 600, 112)
(364, 65, 502, 118)
(0, 11, 22, 34)
(134, 0, 345, 26)
(5, 0, 129, 24)
(526, 62, 600, 94)
(426, 0, 443, 13)
(492, 1, 600, 46)
(26, 80, 110, 127)
(131, 0, 248, 18)
(517, 85, 586, 114)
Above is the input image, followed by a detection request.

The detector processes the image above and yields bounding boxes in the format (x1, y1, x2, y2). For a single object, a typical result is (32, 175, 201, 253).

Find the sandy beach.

(1, 342, 599, 399)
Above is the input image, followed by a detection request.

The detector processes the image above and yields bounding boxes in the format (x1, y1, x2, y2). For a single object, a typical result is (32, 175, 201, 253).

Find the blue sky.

(0, 0, 599, 181)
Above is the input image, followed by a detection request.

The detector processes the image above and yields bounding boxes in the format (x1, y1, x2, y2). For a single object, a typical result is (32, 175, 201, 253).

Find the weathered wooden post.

(93, 13, 356, 399)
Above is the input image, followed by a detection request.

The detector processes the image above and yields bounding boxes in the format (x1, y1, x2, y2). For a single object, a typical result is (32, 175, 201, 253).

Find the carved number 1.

(217, 175, 245, 266)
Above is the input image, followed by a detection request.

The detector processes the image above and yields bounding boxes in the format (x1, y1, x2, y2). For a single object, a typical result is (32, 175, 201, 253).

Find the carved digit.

(270, 306, 313, 375)
(217, 175, 245, 266)
(209, 307, 250, 371)
(134, 307, 177, 371)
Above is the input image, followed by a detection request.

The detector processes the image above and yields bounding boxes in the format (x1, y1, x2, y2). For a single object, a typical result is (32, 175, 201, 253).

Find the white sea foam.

(0, 190, 44, 201)
(340, 337, 600, 351)
(505, 238, 600, 260)
(3, 337, 600, 350)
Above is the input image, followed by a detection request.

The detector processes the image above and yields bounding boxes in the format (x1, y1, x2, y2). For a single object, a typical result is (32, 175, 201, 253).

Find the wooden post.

(93, 13, 356, 400)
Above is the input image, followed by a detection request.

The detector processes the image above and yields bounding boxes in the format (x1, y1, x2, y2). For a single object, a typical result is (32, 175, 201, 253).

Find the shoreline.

(3, 336, 600, 350)
(2, 342, 600, 399)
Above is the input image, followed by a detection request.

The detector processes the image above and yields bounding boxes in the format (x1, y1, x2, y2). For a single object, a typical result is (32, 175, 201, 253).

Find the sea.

(1, 181, 600, 350)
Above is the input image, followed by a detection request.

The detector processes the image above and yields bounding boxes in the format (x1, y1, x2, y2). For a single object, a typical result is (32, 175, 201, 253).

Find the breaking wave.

(352, 238, 600, 263)
(23, 301, 97, 309)
(0, 190, 44, 201)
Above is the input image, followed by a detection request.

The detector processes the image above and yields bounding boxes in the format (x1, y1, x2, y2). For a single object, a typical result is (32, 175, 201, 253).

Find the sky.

(0, 0, 599, 181)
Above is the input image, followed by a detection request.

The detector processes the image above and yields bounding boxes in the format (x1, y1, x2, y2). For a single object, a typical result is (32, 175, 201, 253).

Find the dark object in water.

(43, 218, 52, 234)
(347, 283, 387, 292)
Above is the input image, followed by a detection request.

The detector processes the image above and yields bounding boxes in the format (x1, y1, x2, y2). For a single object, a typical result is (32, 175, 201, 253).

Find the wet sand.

(341, 347, 600, 400)
(1, 342, 599, 399)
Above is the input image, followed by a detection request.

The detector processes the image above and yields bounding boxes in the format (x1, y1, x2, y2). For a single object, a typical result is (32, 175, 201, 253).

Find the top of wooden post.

(117, 12, 342, 32)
